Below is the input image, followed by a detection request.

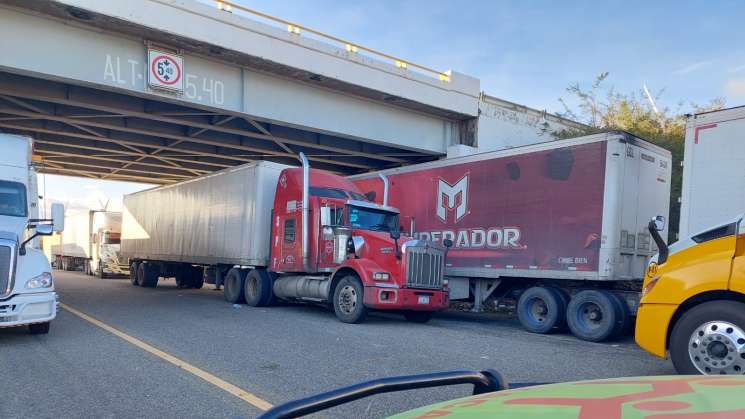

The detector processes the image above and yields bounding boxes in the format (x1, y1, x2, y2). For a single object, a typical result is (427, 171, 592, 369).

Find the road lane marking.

(60, 302, 273, 411)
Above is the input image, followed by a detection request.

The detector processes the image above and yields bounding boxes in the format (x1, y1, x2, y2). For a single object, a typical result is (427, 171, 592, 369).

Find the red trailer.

(351, 131, 671, 341)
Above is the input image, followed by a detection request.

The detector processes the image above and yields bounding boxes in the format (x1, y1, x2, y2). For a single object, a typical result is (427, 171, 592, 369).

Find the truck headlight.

(373, 272, 390, 281)
(26, 272, 53, 289)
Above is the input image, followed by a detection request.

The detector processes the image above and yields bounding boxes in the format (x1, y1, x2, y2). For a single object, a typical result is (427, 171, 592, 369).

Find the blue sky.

(234, 0, 745, 115)
(43, 1, 745, 206)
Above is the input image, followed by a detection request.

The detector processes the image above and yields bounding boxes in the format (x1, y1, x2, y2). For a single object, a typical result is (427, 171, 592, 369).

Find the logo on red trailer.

(436, 174, 469, 223)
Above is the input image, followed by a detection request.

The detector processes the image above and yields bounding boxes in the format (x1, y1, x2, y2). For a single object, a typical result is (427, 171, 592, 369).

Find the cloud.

(725, 78, 745, 101)
(672, 61, 711, 75)
(729, 64, 745, 73)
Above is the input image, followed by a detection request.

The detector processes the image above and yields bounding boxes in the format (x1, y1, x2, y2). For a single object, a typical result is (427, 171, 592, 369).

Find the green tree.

(552, 73, 725, 242)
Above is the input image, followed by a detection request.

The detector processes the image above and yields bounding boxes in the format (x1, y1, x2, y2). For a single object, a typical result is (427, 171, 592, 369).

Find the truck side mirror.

(51, 203, 64, 232)
(651, 215, 665, 232)
(35, 224, 53, 236)
(390, 229, 401, 240)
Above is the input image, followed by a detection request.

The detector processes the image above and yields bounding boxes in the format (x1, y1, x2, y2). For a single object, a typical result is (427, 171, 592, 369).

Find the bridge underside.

(0, 72, 440, 184)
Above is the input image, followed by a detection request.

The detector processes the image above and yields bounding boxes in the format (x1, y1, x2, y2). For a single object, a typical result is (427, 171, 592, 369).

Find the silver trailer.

(121, 161, 290, 267)
(52, 210, 127, 277)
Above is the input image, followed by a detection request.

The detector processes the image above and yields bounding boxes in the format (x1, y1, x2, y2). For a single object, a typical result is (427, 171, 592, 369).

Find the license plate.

(417, 296, 430, 304)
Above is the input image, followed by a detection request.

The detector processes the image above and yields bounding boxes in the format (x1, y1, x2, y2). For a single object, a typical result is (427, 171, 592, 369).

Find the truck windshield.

(348, 205, 398, 233)
(0, 180, 27, 217)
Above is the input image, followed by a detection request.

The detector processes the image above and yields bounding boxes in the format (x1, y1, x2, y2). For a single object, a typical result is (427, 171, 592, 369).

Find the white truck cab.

(0, 134, 64, 334)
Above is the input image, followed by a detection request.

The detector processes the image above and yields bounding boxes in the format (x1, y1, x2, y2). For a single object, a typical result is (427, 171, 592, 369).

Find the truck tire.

(140, 263, 159, 288)
(130, 262, 140, 286)
(608, 292, 630, 338)
(136, 263, 146, 286)
(29, 322, 50, 335)
(404, 311, 433, 323)
(333, 276, 367, 324)
(190, 267, 204, 289)
(224, 268, 246, 304)
(567, 290, 622, 342)
(243, 269, 273, 307)
(669, 300, 745, 375)
(517, 286, 567, 334)
(175, 267, 193, 289)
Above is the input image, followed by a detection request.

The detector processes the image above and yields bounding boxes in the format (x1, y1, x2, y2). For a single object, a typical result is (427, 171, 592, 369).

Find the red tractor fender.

(330, 258, 386, 289)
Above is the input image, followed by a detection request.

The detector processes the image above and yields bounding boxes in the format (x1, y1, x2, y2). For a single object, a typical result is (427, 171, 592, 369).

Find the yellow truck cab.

(636, 214, 745, 374)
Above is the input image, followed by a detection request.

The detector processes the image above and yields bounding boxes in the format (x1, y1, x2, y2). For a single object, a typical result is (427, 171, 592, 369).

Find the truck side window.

(284, 219, 296, 243)
(330, 208, 344, 226)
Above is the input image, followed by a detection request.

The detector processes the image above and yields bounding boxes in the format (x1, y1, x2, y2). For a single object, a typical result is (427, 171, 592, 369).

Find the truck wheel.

(517, 286, 567, 334)
(190, 268, 204, 290)
(141, 263, 159, 288)
(608, 292, 630, 338)
(130, 262, 140, 286)
(567, 290, 622, 342)
(333, 276, 367, 324)
(175, 267, 193, 289)
(243, 269, 273, 307)
(29, 322, 50, 335)
(136, 263, 146, 286)
(670, 300, 745, 375)
(224, 268, 246, 304)
(404, 311, 433, 323)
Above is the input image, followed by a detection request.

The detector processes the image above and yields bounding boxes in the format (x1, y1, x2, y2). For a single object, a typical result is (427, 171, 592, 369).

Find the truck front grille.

(405, 245, 444, 289)
(0, 245, 11, 296)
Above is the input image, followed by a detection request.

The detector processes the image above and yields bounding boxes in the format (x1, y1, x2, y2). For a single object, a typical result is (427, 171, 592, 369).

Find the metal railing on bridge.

(214, 1, 452, 83)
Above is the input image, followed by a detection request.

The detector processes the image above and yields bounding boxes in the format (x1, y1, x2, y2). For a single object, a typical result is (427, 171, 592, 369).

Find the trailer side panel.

(121, 162, 289, 266)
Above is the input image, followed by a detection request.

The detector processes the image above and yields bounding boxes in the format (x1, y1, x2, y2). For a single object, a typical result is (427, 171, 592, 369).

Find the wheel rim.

(338, 285, 358, 315)
(576, 301, 604, 331)
(688, 321, 745, 374)
(526, 297, 549, 325)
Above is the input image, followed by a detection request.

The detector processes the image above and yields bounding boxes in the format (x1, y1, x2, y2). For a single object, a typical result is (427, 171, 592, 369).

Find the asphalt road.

(0, 271, 674, 418)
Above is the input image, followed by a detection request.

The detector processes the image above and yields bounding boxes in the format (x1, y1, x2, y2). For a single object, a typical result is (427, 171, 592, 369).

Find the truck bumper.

(0, 292, 57, 328)
(634, 302, 678, 358)
(363, 286, 449, 311)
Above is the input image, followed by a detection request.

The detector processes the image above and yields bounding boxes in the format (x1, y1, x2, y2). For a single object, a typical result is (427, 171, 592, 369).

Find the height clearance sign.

(147, 49, 184, 93)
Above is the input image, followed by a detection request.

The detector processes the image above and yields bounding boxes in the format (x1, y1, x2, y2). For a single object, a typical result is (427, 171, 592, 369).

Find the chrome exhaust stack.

(299, 152, 310, 272)
(378, 173, 389, 206)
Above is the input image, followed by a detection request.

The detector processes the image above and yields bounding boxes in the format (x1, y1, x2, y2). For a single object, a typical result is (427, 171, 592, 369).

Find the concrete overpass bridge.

(0, 0, 580, 184)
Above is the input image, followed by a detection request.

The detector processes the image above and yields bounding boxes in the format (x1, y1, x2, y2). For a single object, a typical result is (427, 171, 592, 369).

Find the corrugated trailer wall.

(121, 161, 290, 266)
(352, 132, 671, 283)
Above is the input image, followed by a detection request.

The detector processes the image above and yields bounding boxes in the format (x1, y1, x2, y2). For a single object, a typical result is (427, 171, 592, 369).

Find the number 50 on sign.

(147, 49, 184, 93)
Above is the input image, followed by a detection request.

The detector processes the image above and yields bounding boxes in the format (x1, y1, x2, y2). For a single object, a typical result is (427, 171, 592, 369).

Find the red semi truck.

(352, 131, 671, 341)
(121, 154, 449, 323)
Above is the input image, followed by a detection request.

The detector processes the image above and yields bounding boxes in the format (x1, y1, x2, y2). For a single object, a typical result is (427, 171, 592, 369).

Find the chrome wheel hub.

(338, 285, 357, 314)
(689, 321, 745, 374)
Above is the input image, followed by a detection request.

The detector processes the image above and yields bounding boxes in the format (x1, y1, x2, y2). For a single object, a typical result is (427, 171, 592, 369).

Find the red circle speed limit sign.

(147, 49, 184, 92)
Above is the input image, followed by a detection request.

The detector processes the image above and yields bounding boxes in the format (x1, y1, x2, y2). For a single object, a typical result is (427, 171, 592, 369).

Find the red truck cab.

(269, 164, 449, 323)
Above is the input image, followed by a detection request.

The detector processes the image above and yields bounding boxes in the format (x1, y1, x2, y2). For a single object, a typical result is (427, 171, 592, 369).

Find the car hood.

(390, 375, 745, 418)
